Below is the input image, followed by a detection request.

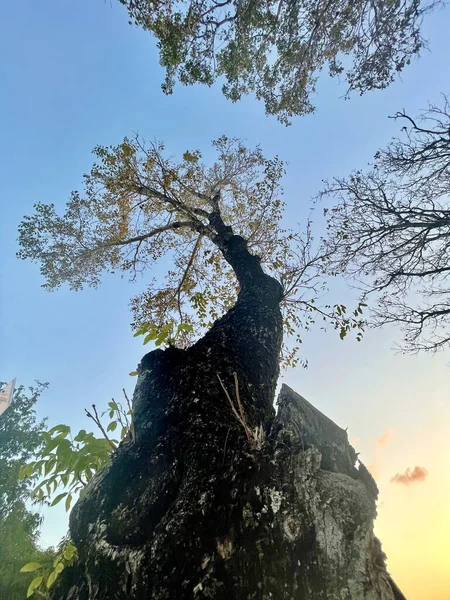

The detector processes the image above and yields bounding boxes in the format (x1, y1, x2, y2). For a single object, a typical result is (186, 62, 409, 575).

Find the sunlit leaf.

(27, 575, 44, 598)
(50, 492, 68, 507)
(20, 563, 42, 573)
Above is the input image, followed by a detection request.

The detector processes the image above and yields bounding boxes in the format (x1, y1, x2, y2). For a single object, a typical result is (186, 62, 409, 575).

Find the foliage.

(0, 381, 48, 515)
(320, 97, 450, 353)
(0, 502, 56, 600)
(17, 393, 133, 597)
(19, 391, 134, 511)
(118, 0, 440, 123)
(18, 136, 365, 369)
(20, 538, 77, 599)
(0, 382, 55, 600)
(133, 320, 194, 347)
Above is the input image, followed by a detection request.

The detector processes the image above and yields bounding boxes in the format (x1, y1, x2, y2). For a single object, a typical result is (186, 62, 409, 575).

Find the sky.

(0, 1, 449, 598)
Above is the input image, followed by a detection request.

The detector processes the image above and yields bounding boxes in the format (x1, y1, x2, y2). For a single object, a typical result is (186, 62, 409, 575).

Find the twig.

(217, 372, 260, 447)
(221, 427, 231, 466)
(171, 233, 203, 322)
(85, 404, 117, 450)
(233, 372, 249, 433)
(122, 388, 135, 441)
(217, 373, 249, 438)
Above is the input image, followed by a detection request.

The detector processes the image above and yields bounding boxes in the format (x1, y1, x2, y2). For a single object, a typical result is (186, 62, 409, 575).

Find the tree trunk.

(51, 239, 405, 600)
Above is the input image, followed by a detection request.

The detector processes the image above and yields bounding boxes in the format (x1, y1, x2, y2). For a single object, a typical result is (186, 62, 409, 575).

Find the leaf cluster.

(119, 0, 440, 123)
(20, 540, 77, 599)
(19, 392, 134, 512)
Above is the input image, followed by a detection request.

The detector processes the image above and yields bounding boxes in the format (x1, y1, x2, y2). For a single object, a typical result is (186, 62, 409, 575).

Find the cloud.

(390, 466, 428, 486)
(367, 429, 394, 480)
(377, 429, 394, 448)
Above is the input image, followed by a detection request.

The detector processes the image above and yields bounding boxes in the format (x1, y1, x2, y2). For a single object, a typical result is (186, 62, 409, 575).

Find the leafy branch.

(19, 391, 135, 512)
(20, 540, 77, 599)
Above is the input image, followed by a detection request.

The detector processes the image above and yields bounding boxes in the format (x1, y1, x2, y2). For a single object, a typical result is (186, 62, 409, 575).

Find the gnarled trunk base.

(52, 289, 404, 600)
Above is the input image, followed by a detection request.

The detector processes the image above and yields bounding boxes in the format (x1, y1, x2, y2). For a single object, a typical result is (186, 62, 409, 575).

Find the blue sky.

(1, 2, 449, 597)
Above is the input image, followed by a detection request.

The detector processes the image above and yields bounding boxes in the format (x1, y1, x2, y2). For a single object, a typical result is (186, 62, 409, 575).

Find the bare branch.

(320, 98, 450, 354)
(85, 405, 117, 450)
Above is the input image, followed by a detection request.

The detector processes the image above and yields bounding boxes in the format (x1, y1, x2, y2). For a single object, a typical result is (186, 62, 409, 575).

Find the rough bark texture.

(51, 241, 405, 600)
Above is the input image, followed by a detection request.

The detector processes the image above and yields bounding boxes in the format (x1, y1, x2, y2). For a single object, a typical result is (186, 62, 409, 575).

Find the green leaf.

(107, 421, 118, 432)
(129, 371, 138, 377)
(133, 323, 151, 337)
(155, 330, 169, 346)
(41, 438, 61, 457)
(74, 429, 87, 442)
(20, 562, 42, 573)
(65, 493, 73, 512)
(50, 492, 68, 507)
(18, 463, 35, 480)
(48, 424, 71, 436)
(63, 545, 76, 561)
(143, 330, 158, 344)
(55, 562, 65, 574)
(41, 431, 52, 443)
(47, 569, 58, 588)
(27, 575, 44, 598)
(44, 458, 56, 476)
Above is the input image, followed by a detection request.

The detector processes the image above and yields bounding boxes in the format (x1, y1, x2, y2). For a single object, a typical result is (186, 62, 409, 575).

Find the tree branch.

(104, 220, 196, 248)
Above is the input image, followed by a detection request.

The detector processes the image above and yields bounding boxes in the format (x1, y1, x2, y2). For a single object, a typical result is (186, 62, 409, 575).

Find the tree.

(0, 382, 54, 600)
(17, 136, 364, 368)
(0, 503, 56, 600)
(319, 97, 450, 354)
(17, 137, 403, 599)
(0, 382, 48, 517)
(118, 0, 440, 123)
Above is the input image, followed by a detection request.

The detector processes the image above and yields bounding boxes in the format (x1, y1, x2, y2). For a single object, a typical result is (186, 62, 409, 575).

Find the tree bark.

(51, 241, 405, 600)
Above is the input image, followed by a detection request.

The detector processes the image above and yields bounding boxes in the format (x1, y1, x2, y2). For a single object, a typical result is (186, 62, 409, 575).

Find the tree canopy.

(18, 136, 364, 368)
(119, 0, 440, 123)
(320, 97, 450, 354)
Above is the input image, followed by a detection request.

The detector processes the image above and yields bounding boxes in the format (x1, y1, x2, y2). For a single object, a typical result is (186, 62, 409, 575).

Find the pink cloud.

(367, 429, 394, 481)
(390, 466, 428, 486)
(376, 429, 394, 448)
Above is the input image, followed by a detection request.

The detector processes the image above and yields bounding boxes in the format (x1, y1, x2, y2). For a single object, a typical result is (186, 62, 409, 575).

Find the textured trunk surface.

(51, 264, 405, 600)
